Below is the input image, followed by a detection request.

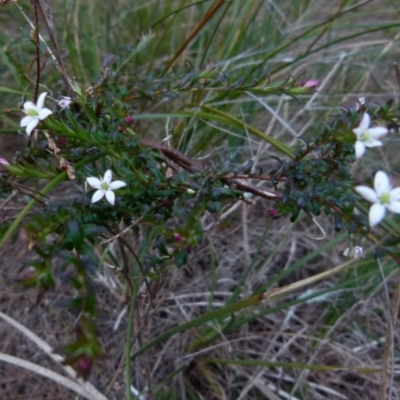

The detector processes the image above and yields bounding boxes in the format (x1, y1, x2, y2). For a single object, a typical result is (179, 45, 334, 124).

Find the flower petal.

(355, 186, 378, 203)
(374, 171, 391, 195)
(86, 177, 102, 189)
(366, 127, 388, 138)
(105, 190, 115, 205)
(390, 188, 400, 201)
(26, 119, 39, 136)
(20, 116, 33, 127)
(103, 170, 112, 184)
(23, 101, 35, 112)
(364, 140, 382, 148)
(353, 127, 363, 137)
(36, 92, 47, 110)
(387, 201, 400, 214)
(359, 113, 371, 132)
(355, 141, 366, 158)
(369, 203, 386, 227)
(38, 108, 53, 120)
(91, 190, 105, 203)
(109, 180, 126, 190)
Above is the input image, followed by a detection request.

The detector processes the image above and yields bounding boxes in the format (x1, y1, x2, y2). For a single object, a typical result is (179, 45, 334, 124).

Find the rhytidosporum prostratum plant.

(1, 0, 400, 382)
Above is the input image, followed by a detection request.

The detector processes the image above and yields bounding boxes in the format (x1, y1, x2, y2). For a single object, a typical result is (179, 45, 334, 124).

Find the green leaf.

(174, 250, 188, 267)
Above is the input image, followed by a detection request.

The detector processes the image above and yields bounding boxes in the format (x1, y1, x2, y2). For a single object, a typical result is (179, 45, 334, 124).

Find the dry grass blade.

(262, 258, 355, 301)
(379, 268, 400, 399)
(394, 63, 400, 94)
(0, 352, 102, 400)
(0, 311, 108, 400)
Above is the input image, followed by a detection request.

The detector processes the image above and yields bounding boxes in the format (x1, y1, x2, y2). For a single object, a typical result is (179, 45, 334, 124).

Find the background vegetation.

(1, 0, 400, 399)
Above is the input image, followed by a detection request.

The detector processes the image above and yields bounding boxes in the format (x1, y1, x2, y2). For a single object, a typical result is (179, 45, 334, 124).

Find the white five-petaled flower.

(355, 171, 400, 227)
(86, 170, 126, 206)
(57, 96, 72, 109)
(20, 92, 53, 136)
(352, 113, 388, 159)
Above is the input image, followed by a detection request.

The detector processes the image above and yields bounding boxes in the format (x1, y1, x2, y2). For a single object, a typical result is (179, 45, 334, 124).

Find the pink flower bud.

(300, 79, 319, 88)
(117, 125, 125, 132)
(124, 115, 135, 124)
(0, 157, 9, 171)
(267, 209, 279, 218)
(173, 233, 182, 242)
(77, 355, 92, 372)
(56, 137, 68, 147)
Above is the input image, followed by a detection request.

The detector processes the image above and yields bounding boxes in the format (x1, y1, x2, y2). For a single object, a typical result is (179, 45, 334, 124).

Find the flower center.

(379, 192, 391, 204)
(360, 131, 371, 143)
(26, 108, 39, 117)
(100, 182, 109, 190)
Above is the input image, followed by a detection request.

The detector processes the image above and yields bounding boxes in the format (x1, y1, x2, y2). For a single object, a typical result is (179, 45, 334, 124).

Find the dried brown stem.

(139, 139, 280, 201)
(164, 0, 226, 71)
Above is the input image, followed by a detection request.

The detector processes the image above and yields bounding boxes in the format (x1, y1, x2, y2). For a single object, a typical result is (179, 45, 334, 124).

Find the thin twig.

(100, 218, 143, 245)
(0, 190, 17, 210)
(36, 0, 74, 95)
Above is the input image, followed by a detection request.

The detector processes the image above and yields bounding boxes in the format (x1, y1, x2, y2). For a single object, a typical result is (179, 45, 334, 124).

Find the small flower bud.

(77, 355, 92, 372)
(117, 125, 125, 132)
(173, 233, 182, 242)
(268, 209, 279, 218)
(56, 137, 68, 147)
(300, 79, 319, 88)
(124, 115, 135, 124)
(0, 157, 9, 171)
(343, 246, 364, 259)
(57, 96, 72, 109)
(356, 97, 366, 111)
(75, 355, 93, 379)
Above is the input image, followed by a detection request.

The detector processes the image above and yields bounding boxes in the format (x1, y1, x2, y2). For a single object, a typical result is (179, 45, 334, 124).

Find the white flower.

(343, 246, 364, 259)
(57, 96, 72, 109)
(20, 92, 53, 136)
(86, 170, 126, 205)
(352, 113, 388, 158)
(355, 171, 400, 227)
